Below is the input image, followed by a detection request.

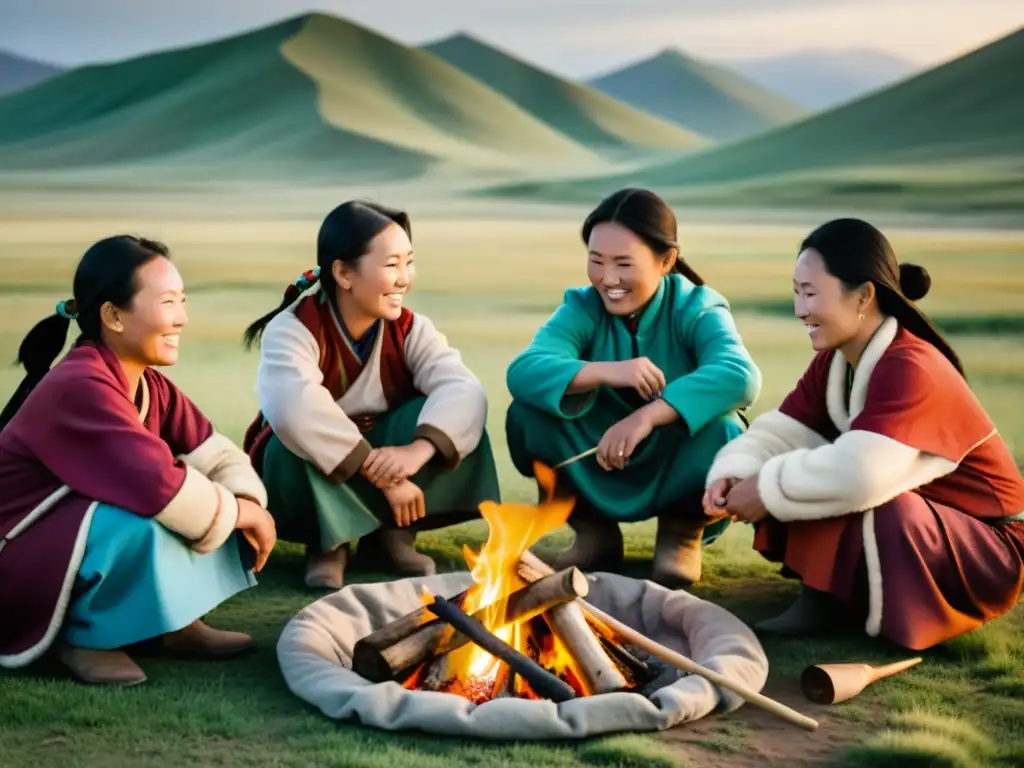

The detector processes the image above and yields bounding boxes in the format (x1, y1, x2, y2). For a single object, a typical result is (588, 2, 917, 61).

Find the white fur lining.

(153, 465, 220, 540)
(862, 509, 883, 636)
(826, 315, 899, 430)
(757, 431, 958, 522)
(0, 489, 96, 669)
(190, 483, 240, 554)
(180, 432, 268, 508)
(705, 410, 829, 488)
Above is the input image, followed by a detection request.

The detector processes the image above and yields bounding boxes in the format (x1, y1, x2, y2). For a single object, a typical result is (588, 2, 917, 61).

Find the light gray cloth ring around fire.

(276, 571, 769, 739)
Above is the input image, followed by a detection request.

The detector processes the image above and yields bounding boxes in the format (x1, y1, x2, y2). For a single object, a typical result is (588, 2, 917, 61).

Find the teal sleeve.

(505, 295, 597, 419)
(662, 304, 762, 434)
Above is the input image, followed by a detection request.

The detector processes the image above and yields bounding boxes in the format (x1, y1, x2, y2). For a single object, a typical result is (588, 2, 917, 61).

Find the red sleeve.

(777, 351, 839, 441)
(23, 373, 187, 516)
(147, 370, 215, 456)
(852, 348, 994, 462)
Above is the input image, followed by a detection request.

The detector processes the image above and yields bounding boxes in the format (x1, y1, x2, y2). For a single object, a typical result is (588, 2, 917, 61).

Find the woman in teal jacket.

(505, 188, 761, 587)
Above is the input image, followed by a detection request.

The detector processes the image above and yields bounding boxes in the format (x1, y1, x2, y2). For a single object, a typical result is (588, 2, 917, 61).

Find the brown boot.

(754, 586, 841, 635)
(651, 513, 707, 589)
(161, 620, 256, 658)
(368, 528, 437, 576)
(304, 543, 349, 590)
(553, 512, 624, 572)
(59, 646, 147, 686)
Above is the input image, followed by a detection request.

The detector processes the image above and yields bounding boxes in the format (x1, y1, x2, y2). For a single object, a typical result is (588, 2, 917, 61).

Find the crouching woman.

(0, 236, 276, 686)
(505, 188, 761, 587)
(242, 200, 500, 590)
(705, 218, 1024, 651)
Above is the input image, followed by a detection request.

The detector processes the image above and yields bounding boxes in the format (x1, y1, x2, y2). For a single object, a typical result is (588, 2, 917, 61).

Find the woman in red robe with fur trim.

(704, 218, 1024, 651)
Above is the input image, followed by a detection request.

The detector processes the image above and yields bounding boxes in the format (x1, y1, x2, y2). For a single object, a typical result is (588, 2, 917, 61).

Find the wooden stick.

(426, 594, 577, 703)
(543, 602, 629, 694)
(519, 550, 819, 731)
(352, 566, 588, 683)
(554, 447, 597, 469)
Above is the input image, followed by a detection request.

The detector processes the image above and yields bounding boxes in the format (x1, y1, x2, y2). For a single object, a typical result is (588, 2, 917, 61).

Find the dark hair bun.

(899, 263, 931, 301)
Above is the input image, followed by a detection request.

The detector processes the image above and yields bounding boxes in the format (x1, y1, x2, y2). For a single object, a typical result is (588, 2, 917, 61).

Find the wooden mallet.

(801, 658, 923, 704)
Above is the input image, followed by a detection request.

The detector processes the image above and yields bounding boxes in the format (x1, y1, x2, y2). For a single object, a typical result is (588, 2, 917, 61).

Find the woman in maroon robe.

(0, 236, 277, 685)
(704, 218, 1024, 650)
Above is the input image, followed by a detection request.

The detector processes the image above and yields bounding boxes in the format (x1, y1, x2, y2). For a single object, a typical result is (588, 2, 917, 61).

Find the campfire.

(352, 463, 654, 703)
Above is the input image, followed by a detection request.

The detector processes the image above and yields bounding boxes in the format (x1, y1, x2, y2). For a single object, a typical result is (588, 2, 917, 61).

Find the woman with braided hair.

(705, 218, 1024, 650)
(242, 200, 499, 590)
(0, 236, 274, 686)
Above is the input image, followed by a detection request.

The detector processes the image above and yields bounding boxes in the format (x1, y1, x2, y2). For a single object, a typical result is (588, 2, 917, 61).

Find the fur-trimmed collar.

(825, 315, 899, 432)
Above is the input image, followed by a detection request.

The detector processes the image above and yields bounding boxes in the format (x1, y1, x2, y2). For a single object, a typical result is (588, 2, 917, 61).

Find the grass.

(0, 211, 1022, 767)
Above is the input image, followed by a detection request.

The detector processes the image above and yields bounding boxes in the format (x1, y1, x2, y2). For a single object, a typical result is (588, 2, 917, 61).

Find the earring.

(858, 313, 864, 322)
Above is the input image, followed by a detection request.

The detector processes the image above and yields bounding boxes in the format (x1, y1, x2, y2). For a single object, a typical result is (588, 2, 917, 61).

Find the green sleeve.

(662, 295, 762, 434)
(505, 291, 598, 419)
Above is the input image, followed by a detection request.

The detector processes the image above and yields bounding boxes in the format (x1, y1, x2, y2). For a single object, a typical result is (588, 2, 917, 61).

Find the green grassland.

(1, 210, 1022, 767)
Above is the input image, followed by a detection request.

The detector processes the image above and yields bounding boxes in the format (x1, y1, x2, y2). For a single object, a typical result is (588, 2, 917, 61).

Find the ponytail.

(877, 287, 965, 378)
(242, 268, 320, 349)
(0, 300, 77, 431)
(672, 256, 705, 286)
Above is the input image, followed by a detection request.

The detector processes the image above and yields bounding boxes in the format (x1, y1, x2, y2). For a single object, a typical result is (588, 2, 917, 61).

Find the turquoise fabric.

(505, 274, 760, 532)
(63, 504, 256, 650)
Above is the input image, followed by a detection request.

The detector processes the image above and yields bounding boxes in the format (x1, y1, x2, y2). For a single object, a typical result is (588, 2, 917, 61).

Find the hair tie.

(294, 267, 321, 292)
(56, 299, 78, 320)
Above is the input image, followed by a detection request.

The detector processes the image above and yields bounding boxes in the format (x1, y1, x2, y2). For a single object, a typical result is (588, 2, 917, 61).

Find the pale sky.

(1, 0, 1021, 76)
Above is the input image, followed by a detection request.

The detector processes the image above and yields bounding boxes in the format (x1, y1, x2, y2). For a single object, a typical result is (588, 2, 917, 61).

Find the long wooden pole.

(519, 550, 819, 731)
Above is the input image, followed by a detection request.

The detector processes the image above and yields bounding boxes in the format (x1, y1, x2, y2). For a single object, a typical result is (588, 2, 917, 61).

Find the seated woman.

(242, 200, 500, 590)
(505, 188, 761, 588)
(705, 218, 1024, 651)
(0, 236, 276, 686)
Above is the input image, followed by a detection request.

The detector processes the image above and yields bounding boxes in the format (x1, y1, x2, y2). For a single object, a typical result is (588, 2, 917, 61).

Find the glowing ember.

(401, 462, 644, 703)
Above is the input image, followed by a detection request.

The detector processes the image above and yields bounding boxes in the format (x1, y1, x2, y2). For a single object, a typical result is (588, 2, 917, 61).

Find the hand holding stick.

(519, 550, 819, 731)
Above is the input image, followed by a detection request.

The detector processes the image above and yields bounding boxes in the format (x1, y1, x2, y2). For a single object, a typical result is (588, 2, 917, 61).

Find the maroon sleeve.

(23, 373, 188, 517)
(147, 371, 215, 456)
(777, 351, 839, 440)
(852, 347, 994, 462)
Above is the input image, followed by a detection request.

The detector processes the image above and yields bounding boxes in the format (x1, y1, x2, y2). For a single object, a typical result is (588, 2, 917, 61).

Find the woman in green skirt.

(242, 200, 500, 590)
(505, 189, 761, 588)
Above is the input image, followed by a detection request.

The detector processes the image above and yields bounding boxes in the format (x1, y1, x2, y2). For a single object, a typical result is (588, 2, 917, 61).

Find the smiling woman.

(241, 200, 500, 591)
(0, 235, 275, 687)
(505, 188, 762, 588)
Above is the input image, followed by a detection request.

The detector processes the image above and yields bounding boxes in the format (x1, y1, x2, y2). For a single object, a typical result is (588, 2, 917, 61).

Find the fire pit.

(276, 465, 772, 739)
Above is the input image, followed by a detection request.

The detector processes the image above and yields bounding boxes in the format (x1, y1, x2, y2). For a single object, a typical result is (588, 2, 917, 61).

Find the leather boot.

(162, 620, 256, 658)
(60, 646, 147, 686)
(553, 513, 624, 572)
(362, 527, 437, 576)
(651, 513, 707, 589)
(754, 585, 840, 635)
(304, 543, 349, 590)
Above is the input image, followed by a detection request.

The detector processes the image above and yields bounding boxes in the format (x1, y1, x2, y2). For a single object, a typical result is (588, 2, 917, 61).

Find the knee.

(504, 400, 540, 468)
(872, 493, 934, 545)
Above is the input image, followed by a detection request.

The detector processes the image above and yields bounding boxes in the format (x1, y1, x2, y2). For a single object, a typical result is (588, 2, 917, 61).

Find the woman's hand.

(596, 410, 654, 471)
(362, 439, 436, 489)
(235, 497, 277, 572)
(702, 476, 740, 516)
(602, 358, 667, 400)
(382, 479, 427, 527)
(724, 476, 771, 525)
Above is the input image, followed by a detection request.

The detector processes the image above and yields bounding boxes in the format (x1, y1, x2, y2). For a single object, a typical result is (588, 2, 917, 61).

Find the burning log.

(352, 566, 589, 683)
(425, 593, 577, 703)
(519, 549, 820, 731)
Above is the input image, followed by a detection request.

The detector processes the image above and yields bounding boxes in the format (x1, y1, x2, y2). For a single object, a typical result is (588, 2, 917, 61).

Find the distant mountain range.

(585, 48, 807, 142)
(0, 50, 63, 96)
(486, 27, 1024, 213)
(421, 33, 706, 159)
(721, 49, 921, 109)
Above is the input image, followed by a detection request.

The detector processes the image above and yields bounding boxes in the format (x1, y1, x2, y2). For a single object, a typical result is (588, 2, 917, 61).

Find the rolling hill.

(486, 27, 1024, 211)
(421, 32, 707, 158)
(0, 51, 63, 96)
(0, 13, 603, 181)
(586, 48, 807, 142)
